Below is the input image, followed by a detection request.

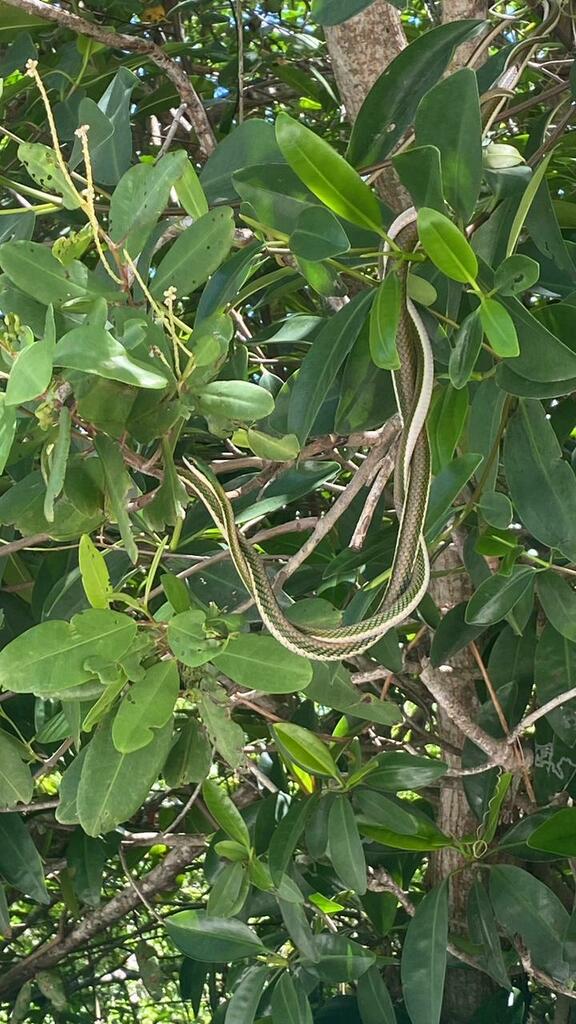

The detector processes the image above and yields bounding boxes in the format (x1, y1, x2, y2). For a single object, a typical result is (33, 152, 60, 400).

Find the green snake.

(181, 208, 433, 660)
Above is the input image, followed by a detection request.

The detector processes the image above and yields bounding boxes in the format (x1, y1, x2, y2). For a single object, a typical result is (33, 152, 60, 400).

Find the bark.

(427, 547, 496, 1022)
(0, 837, 204, 998)
(324, 2, 408, 210)
(443, 0, 490, 68)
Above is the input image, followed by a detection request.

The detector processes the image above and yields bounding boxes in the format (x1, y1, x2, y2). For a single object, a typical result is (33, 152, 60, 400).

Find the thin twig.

(0, 0, 216, 157)
(509, 685, 576, 742)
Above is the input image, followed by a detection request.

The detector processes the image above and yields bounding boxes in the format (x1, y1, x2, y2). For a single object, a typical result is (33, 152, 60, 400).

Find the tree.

(0, 0, 575, 1021)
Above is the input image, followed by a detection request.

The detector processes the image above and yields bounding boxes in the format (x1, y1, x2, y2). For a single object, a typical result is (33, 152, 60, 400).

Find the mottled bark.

(443, 0, 490, 68)
(427, 546, 496, 1022)
(324, 2, 408, 210)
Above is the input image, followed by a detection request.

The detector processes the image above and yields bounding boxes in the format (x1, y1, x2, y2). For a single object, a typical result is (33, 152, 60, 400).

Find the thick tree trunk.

(324, 2, 408, 211)
(427, 548, 495, 1022)
(324, 6, 494, 1017)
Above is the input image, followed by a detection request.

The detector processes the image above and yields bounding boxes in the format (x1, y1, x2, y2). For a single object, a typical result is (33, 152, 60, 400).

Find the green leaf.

(504, 399, 576, 562)
(109, 151, 189, 257)
(207, 861, 249, 918)
(79, 534, 113, 609)
(479, 298, 519, 358)
(212, 634, 312, 694)
(271, 974, 313, 1024)
(392, 145, 445, 212)
(77, 714, 173, 836)
(94, 435, 138, 565)
(357, 965, 397, 1024)
(415, 69, 482, 222)
(477, 491, 513, 529)
(201, 120, 282, 205)
(357, 752, 448, 791)
(535, 625, 576, 747)
(506, 154, 552, 258)
(224, 965, 269, 1024)
(311, 0, 377, 25)
(194, 381, 274, 424)
(167, 609, 218, 669)
(494, 254, 540, 295)
(199, 687, 245, 769)
(369, 274, 401, 370)
(490, 865, 570, 980)
(0, 395, 16, 475)
(275, 113, 382, 233)
(287, 291, 373, 443)
(449, 309, 483, 389)
(401, 881, 448, 1024)
(72, 68, 137, 186)
(425, 452, 483, 540)
(428, 383, 468, 474)
(302, 934, 375, 982)
(467, 880, 511, 991)
(55, 327, 168, 390)
(536, 572, 576, 642)
(150, 207, 235, 299)
(0, 608, 136, 695)
(175, 157, 209, 220)
(0, 242, 103, 307)
(0, 730, 33, 808)
(112, 660, 179, 754)
(18, 142, 81, 210)
(166, 911, 266, 962)
(246, 429, 300, 462)
(527, 808, 576, 856)
(0, 814, 48, 903)
(465, 567, 536, 625)
(269, 797, 313, 885)
(328, 794, 367, 895)
(43, 405, 71, 523)
(5, 337, 54, 406)
(66, 832, 111, 907)
(273, 722, 340, 779)
(202, 779, 251, 850)
(348, 20, 485, 167)
(417, 207, 478, 284)
(164, 717, 212, 787)
(290, 206, 350, 261)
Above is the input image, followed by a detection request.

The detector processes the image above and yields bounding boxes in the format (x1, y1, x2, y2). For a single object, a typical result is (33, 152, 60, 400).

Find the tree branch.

(0, 836, 204, 998)
(0, 0, 216, 157)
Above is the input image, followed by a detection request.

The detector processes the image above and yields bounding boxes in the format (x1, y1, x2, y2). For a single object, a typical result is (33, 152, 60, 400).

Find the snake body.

(182, 208, 433, 660)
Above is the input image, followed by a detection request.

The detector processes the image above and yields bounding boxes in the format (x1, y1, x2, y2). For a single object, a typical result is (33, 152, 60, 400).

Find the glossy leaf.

(271, 974, 313, 1024)
(449, 309, 483, 389)
(273, 722, 340, 779)
(212, 634, 312, 694)
(415, 68, 482, 221)
(357, 965, 397, 1024)
(467, 880, 511, 991)
(348, 20, 485, 167)
(0, 609, 136, 695)
(504, 400, 576, 562)
(0, 731, 33, 809)
(0, 814, 48, 903)
(151, 207, 235, 298)
(535, 571, 576, 642)
(290, 206, 350, 261)
(369, 274, 401, 370)
(269, 798, 313, 885)
(166, 911, 266, 962)
(77, 715, 173, 836)
(417, 207, 478, 283)
(401, 881, 448, 1024)
(479, 298, 519, 358)
(202, 779, 251, 850)
(490, 865, 570, 980)
(224, 966, 269, 1024)
(276, 113, 382, 233)
(466, 567, 536, 626)
(78, 534, 113, 610)
(112, 660, 179, 753)
(328, 794, 367, 895)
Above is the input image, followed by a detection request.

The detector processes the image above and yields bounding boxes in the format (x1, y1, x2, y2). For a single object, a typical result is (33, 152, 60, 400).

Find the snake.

(181, 207, 434, 661)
